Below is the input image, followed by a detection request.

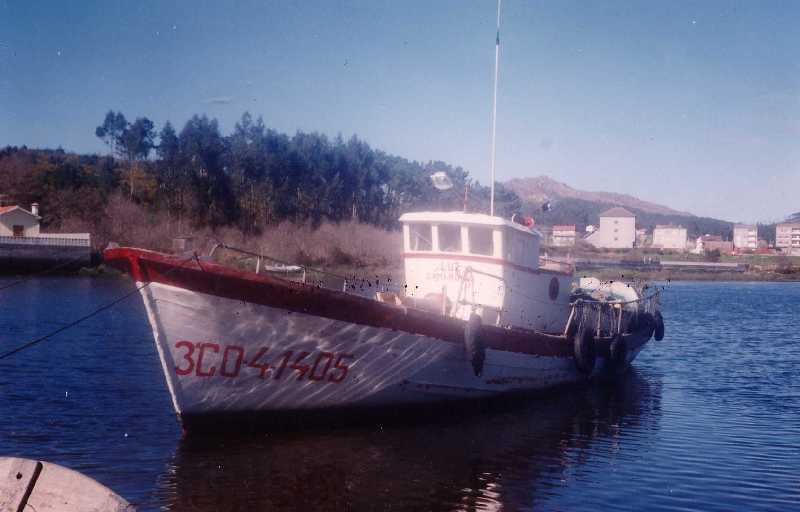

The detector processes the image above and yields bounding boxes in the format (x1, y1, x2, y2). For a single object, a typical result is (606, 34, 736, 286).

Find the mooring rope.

(0, 255, 195, 361)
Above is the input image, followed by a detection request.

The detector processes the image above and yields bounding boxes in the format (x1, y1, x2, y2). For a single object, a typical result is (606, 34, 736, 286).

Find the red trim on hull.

(104, 248, 651, 359)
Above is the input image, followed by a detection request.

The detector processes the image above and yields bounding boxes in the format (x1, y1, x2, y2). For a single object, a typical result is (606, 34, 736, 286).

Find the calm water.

(0, 277, 798, 511)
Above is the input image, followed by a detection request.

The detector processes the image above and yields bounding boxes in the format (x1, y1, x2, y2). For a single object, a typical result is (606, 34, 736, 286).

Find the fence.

(0, 235, 91, 248)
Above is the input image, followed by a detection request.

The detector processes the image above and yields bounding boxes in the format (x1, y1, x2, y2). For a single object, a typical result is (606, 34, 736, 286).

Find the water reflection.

(152, 370, 661, 511)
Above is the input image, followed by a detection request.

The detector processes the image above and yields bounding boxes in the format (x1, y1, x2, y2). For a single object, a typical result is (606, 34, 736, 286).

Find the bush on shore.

(62, 194, 402, 272)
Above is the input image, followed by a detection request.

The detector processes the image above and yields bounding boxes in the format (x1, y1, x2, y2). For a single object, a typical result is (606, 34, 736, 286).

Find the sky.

(1, 0, 798, 223)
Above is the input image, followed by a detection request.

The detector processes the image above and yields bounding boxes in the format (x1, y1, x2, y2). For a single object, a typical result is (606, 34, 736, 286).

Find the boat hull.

(105, 248, 652, 422)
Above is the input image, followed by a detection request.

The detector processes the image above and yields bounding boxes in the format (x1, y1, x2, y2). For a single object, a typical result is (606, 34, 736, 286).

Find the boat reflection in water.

(152, 369, 661, 511)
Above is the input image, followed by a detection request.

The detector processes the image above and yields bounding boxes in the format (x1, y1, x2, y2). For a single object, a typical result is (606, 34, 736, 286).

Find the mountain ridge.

(506, 176, 693, 217)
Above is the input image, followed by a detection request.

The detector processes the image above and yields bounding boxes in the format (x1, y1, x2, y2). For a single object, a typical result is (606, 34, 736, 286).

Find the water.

(0, 277, 798, 511)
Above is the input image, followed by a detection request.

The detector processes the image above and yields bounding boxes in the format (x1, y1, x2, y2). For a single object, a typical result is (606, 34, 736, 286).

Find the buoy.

(654, 310, 665, 341)
(573, 322, 596, 375)
(609, 333, 629, 373)
(0, 457, 132, 511)
(464, 313, 485, 377)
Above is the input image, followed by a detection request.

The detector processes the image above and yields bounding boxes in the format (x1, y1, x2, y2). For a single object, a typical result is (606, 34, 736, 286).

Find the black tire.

(639, 312, 656, 339)
(609, 334, 629, 374)
(654, 311, 665, 341)
(573, 323, 596, 375)
(465, 313, 485, 377)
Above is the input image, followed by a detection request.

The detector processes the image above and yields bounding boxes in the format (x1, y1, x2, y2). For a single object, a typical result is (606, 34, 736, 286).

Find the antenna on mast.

(489, 0, 502, 217)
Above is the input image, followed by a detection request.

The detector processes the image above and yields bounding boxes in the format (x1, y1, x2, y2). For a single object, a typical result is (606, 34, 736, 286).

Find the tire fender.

(573, 322, 596, 375)
(609, 333, 629, 371)
(639, 312, 656, 339)
(464, 313, 485, 377)
(654, 310, 665, 341)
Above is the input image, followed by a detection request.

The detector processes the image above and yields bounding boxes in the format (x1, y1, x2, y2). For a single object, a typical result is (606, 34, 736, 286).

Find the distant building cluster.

(691, 235, 733, 255)
(541, 207, 793, 255)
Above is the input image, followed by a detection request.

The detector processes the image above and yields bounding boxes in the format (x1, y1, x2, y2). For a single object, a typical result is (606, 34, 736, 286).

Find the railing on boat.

(208, 241, 662, 337)
(563, 288, 661, 338)
(208, 242, 355, 293)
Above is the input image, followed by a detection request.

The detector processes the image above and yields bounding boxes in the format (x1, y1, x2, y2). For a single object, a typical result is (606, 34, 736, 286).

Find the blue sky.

(1, 0, 798, 222)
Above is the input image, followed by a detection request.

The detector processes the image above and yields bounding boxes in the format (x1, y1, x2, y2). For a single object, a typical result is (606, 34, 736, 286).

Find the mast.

(489, 0, 502, 216)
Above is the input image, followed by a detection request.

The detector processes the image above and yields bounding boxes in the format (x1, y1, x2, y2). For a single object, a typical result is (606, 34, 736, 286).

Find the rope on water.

(0, 255, 195, 361)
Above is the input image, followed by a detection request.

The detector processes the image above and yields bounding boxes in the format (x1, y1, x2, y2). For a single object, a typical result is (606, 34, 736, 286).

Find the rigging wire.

(0, 255, 195, 361)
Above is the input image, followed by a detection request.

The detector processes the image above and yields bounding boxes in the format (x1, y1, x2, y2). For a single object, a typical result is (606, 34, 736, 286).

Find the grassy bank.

(581, 267, 800, 283)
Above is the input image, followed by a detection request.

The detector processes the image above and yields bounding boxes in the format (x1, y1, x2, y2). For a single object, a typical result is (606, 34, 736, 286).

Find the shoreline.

(1, 261, 799, 284)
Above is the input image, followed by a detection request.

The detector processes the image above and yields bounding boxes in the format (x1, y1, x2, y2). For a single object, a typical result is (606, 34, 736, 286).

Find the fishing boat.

(104, 214, 663, 428)
(103, 1, 664, 429)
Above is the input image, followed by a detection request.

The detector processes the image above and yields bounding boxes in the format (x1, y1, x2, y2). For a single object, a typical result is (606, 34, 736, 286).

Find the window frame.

(467, 226, 495, 256)
(407, 223, 433, 251)
(435, 223, 463, 253)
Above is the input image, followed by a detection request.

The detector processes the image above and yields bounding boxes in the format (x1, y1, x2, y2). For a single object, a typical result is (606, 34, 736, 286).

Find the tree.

(95, 111, 127, 156)
(95, 112, 155, 199)
(179, 115, 238, 226)
(155, 121, 185, 222)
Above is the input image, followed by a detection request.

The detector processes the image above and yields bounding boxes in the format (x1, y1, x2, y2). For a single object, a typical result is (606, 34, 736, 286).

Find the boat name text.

(173, 341, 354, 383)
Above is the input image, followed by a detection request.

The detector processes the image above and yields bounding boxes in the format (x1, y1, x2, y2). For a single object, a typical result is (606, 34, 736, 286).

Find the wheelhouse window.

(469, 227, 494, 256)
(12, 225, 23, 237)
(506, 229, 534, 266)
(437, 224, 462, 252)
(408, 224, 432, 251)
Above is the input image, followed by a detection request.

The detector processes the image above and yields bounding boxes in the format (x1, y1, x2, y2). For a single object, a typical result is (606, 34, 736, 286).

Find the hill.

(506, 176, 692, 216)
(518, 196, 733, 239)
(505, 176, 735, 239)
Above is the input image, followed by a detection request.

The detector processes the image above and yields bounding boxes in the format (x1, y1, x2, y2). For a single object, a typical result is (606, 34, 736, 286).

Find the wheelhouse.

(401, 211, 541, 269)
(399, 212, 572, 332)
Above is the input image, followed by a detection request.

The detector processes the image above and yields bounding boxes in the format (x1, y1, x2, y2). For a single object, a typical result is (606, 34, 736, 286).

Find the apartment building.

(776, 222, 800, 254)
(653, 225, 688, 251)
(733, 224, 757, 251)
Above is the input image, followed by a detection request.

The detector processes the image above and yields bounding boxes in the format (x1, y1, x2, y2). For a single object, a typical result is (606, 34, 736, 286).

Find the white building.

(0, 202, 91, 268)
(585, 207, 636, 249)
(0, 204, 41, 237)
(551, 225, 576, 246)
(776, 222, 800, 254)
(653, 224, 688, 251)
(733, 224, 757, 251)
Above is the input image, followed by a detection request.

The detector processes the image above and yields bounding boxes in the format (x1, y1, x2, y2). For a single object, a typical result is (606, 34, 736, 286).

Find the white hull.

(138, 282, 629, 417)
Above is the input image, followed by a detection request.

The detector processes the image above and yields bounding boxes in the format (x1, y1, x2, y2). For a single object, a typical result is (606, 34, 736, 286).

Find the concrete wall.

(0, 210, 40, 236)
(0, 243, 90, 272)
(586, 216, 635, 248)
